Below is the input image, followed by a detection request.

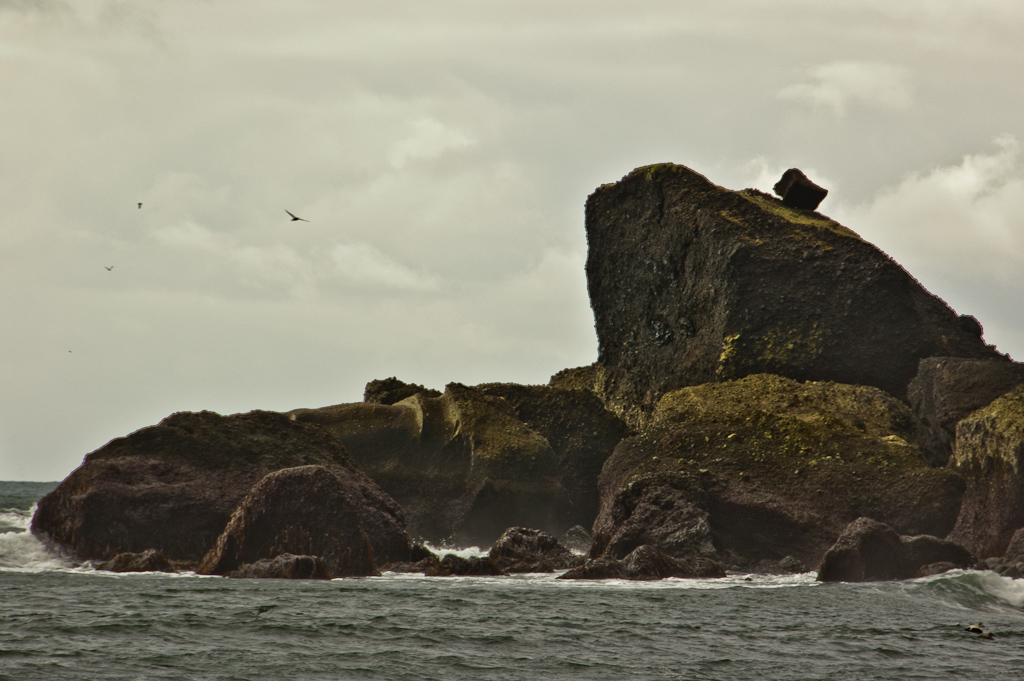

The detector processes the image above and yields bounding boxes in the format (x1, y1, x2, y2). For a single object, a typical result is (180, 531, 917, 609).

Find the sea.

(2, 481, 1024, 680)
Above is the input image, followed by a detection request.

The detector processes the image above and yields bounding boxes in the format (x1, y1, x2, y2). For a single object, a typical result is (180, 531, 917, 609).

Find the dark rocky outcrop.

(95, 549, 175, 573)
(487, 527, 582, 572)
(580, 163, 1001, 427)
(589, 375, 965, 569)
(559, 544, 725, 580)
(908, 357, 1024, 466)
(1004, 528, 1024, 561)
(947, 386, 1024, 558)
(817, 517, 976, 582)
(363, 377, 441, 405)
(31, 411, 410, 565)
(228, 554, 330, 580)
(773, 168, 828, 210)
(427, 553, 505, 577)
(197, 465, 406, 578)
(290, 381, 628, 546)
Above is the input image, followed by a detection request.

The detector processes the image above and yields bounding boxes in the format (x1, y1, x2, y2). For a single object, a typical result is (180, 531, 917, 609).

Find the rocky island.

(32, 163, 1024, 582)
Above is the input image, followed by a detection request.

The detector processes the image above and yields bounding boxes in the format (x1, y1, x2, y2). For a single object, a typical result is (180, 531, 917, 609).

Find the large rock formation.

(580, 163, 1002, 425)
(31, 410, 410, 565)
(946, 386, 1024, 558)
(289, 381, 628, 545)
(559, 544, 726, 581)
(198, 465, 401, 578)
(588, 375, 965, 569)
(908, 357, 1024, 466)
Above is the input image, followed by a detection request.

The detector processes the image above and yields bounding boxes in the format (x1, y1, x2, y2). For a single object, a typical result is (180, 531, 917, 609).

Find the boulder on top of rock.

(946, 385, 1024, 558)
(487, 527, 581, 572)
(559, 544, 725, 580)
(229, 554, 329, 580)
(96, 549, 175, 573)
(581, 163, 1001, 426)
(31, 410, 399, 563)
(773, 168, 828, 210)
(198, 465, 405, 578)
(908, 357, 1024, 466)
(589, 374, 964, 570)
(817, 517, 907, 582)
(363, 377, 441, 405)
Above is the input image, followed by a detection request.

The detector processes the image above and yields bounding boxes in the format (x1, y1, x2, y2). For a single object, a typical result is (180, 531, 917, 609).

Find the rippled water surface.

(3, 482, 1024, 680)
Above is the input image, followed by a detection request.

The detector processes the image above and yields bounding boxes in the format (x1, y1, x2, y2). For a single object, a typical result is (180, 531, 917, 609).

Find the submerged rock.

(559, 544, 725, 580)
(427, 554, 505, 577)
(95, 549, 175, 573)
(580, 163, 1000, 426)
(228, 554, 330, 580)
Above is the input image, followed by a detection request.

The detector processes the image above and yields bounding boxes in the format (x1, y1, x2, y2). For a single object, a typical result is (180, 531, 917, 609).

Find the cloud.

(329, 242, 441, 291)
(778, 60, 913, 116)
(388, 118, 476, 169)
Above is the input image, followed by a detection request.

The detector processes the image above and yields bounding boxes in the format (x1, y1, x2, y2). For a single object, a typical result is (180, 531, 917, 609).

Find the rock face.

(229, 554, 330, 580)
(197, 465, 406, 578)
(289, 381, 628, 546)
(95, 549, 175, 573)
(908, 357, 1024, 466)
(589, 375, 965, 569)
(487, 526, 581, 572)
(817, 517, 976, 582)
(582, 163, 1001, 425)
(946, 386, 1024, 558)
(31, 410, 410, 564)
(559, 544, 725, 580)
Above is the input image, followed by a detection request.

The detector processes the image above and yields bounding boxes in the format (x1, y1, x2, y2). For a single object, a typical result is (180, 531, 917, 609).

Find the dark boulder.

(31, 410, 405, 564)
(590, 375, 964, 569)
(487, 527, 581, 572)
(817, 518, 907, 582)
(228, 554, 329, 580)
(427, 553, 505, 577)
(559, 544, 725, 580)
(363, 377, 441, 405)
(197, 465, 404, 578)
(95, 549, 175, 573)
(817, 518, 975, 582)
(947, 386, 1024, 558)
(908, 357, 1024, 466)
(581, 163, 1001, 426)
(773, 168, 828, 210)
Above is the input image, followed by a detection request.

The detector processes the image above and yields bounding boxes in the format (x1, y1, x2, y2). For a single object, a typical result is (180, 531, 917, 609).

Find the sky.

(3, 0, 1023, 481)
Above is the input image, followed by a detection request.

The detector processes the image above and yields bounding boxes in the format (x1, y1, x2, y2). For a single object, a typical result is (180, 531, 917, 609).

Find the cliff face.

(583, 163, 1002, 421)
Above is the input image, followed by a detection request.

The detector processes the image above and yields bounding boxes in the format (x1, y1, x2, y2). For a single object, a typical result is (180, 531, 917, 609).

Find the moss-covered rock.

(947, 385, 1024, 558)
(590, 375, 965, 568)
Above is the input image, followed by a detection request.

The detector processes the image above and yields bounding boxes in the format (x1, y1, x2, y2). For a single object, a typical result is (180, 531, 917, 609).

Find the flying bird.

(104, 266, 114, 271)
(285, 210, 309, 222)
(137, 202, 143, 209)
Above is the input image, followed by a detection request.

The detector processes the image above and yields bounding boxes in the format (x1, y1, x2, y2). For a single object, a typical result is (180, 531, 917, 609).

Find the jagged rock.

(817, 518, 907, 582)
(228, 554, 329, 580)
(290, 381, 627, 545)
(1004, 528, 1024, 561)
(363, 377, 441, 405)
(947, 386, 1024, 558)
(487, 527, 582, 572)
(773, 168, 828, 210)
(198, 465, 404, 578)
(31, 410, 407, 564)
(427, 554, 505, 577)
(908, 357, 1024, 466)
(96, 549, 175, 573)
(589, 374, 963, 569)
(559, 525, 593, 554)
(580, 163, 1001, 427)
(752, 556, 807, 574)
(817, 518, 975, 582)
(559, 544, 725, 580)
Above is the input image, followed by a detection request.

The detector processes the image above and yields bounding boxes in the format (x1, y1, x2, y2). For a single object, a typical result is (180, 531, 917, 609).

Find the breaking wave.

(0, 504, 74, 571)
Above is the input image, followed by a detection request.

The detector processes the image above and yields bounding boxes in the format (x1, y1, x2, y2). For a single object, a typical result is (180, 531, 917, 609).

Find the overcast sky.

(3, 1, 1023, 480)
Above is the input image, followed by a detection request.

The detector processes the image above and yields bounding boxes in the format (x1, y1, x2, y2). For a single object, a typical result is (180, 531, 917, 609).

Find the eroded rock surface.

(559, 544, 725, 580)
(487, 526, 581, 573)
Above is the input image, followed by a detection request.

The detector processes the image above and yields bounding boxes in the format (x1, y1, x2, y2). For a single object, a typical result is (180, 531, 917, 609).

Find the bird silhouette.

(285, 210, 309, 222)
(137, 202, 143, 209)
(104, 266, 114, 271)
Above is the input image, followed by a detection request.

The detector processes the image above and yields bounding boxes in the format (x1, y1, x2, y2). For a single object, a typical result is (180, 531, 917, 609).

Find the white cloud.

(388, 118, 475, 169)
(329, 242, 440, 291)
(778, 60, 913, 116)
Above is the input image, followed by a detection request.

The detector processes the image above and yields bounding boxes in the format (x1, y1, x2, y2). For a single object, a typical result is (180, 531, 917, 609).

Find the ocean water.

(3, 482, 1024, 680)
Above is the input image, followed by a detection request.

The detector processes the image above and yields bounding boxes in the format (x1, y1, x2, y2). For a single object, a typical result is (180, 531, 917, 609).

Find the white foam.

(0, 503, 74, 571)
(973, 570, 1024, 608)
(422, 543, 489, 559)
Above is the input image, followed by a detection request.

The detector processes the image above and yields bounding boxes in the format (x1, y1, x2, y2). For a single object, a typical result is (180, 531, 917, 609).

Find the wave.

(909, 569, 1024, 611)
(0, 504, 75, 571)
